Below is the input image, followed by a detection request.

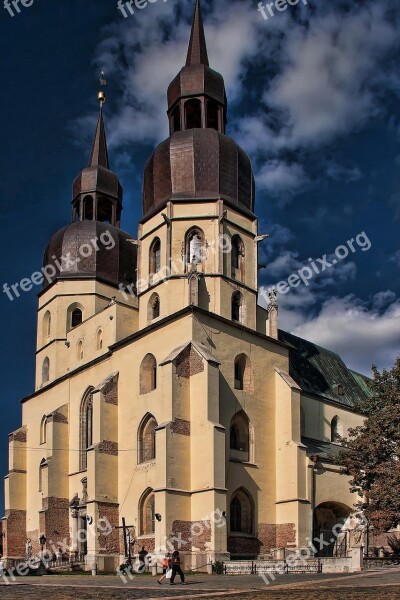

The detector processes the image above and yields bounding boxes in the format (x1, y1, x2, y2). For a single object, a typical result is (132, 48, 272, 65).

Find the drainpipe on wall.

(310, 454, 319, 554)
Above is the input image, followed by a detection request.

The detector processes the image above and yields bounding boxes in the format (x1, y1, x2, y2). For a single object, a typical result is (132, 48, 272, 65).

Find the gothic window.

(77, 340, 84, 361)
(139, 489, 156, 536)
(207, 100, 219, 131)
(83, 195, 94, 220)
(231, 236, 245, 281)
(149, 238, 161, 276)
(138, 414, 157, 463)
(185, 228, 204, 268)
(185, 98, 202, 129)
(330, 416, 342, 442)
(40, 416, 48, 445)
(42, 311, 51, 342)
(139, 354, 157, 395)
(97, 197, 113, 224)
(42, 357, 50, 384)
(96, 329, 103, 350)
(230, 411, 250, 461)
(80, 388, 94, 471)
(68, 304, 84, 331)
(148, 293, 160, 322)
(171, 105, 181, 133)
(234, 354, 253, 393)
(230, 488, 254, 535)
(231, 291, 244, 323)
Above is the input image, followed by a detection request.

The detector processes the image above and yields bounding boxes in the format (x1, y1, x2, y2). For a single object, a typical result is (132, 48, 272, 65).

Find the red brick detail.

(9, 429, 27, 443)
(171, 520, 211, 551)
(175, 345, 204, 378)
(48, 411, 68, 424)
(97, 440, 118, 455)
(170, 418, 191, 436)
(104, 379, 118, 405)
(137, 538, 155, 553)
(228, 536, 260, 555)
(39, 497, 70, 550)
(258, 523, 296, 551)
(3, 510, 26, 558)
(97, 503, 119, 555)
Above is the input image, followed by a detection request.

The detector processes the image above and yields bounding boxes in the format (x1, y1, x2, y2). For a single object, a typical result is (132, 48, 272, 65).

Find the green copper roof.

(278, 330, 371, 408)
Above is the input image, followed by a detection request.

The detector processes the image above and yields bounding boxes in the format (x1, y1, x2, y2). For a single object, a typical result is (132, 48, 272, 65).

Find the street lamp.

(39, 534, 46, 553)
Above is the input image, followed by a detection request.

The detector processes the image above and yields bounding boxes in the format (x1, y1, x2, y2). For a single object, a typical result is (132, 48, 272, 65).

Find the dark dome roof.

(143, 129, 255, 218)
(42, 221, 137, 290)
(168, 65, 226, 109)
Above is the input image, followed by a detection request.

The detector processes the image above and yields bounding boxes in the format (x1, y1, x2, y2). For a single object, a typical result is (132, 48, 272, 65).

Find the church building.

(2, 0, 370, 571)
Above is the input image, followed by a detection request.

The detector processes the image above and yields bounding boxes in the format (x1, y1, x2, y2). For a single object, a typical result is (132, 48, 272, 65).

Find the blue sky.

(0, 0, 399, 512)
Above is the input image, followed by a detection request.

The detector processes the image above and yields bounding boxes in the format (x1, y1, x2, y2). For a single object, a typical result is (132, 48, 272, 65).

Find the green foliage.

(338, 357, 400, 531)
(212, 561, 225, 574)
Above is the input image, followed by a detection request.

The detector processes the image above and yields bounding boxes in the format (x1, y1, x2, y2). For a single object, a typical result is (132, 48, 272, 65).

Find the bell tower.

(138, 0, 259, 332)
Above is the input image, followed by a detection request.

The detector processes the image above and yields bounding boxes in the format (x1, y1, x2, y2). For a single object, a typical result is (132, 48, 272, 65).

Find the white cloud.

(256, 161, 308, 197)
(291, 295, 400, 375)
(326, 163, 362, 183)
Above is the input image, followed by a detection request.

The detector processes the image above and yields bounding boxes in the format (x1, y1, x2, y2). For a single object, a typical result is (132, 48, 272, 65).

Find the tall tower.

(138, 0, 258, 331)
(36, 104, 137, 389)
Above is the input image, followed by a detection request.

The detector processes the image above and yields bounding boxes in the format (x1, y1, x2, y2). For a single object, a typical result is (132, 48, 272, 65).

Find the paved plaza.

(0, 567, 399, 599)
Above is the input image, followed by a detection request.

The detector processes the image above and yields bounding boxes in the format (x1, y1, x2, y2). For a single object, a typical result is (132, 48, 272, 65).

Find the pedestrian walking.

(158, 553, 172, 584)
(170, 550, 186, 585)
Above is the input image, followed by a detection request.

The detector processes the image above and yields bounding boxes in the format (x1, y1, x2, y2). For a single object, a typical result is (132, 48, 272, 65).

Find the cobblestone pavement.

(0, 569, 399, 600)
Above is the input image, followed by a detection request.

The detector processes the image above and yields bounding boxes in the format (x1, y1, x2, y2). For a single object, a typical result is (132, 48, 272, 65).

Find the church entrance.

(313, 502, 351, 556)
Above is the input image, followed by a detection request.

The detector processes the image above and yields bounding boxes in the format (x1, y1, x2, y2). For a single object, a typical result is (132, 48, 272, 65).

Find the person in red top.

(170, 550, 186, 585)
(158, 553, 171, 585)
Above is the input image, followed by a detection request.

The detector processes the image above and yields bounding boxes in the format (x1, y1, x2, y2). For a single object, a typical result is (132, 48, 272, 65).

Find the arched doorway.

(313, 501, 351, 556)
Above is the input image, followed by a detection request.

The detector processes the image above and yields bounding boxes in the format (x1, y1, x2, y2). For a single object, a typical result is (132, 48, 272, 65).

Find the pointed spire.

(186, 0, 209, 67)
(88, 109, 109, 169)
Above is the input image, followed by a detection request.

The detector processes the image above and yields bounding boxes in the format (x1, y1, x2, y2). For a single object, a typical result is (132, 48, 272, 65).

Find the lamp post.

(39, 534, 46, 554)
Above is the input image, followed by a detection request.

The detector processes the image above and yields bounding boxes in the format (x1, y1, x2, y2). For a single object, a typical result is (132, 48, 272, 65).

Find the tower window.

(71, 308, 83, 329)
(233, 354, 253, 392)
(231, 236, 245, 281)
(77, 340, 84, 361)
(185, 228, 205, 268)
(97, 197, 113, 224)
(185, 99, 202, 130)
(42, 311, 51, 342)
(232, 291, 243, 323)
(42, 357, 50, 384)
(96, 329, 103, 350)
(149, 238, 161, 275)
(40, 416, 48, 445)
(230, 411, 250, 460)
(140, 354, 157, 395)
(139, 489, 156, 536)
(172, 105, 181, 133)
(83, 195, 94, 220)
(148, 293, 160, 322)
(207, 100, 219, 131)
(230, 488, 254, 535)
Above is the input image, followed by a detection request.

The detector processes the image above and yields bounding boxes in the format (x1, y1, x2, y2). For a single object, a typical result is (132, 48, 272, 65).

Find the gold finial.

(98, 70, 107, 107)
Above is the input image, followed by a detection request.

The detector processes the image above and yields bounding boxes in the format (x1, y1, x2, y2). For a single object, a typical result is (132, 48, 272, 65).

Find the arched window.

(40, 416, 48, 445)
(231, 236, 245, 281)
(96, 329, 103, 351)
(42, 311, 51, 342)
(185, 98, 202, 130)
(207, 100, 219, 130)
(97, 197, 113, 224)
(139, 489, 156, 536)
(148, 293, 160, 322)
(67, 304, 84, 331)
(233, 354, 253, 392)
(79, 388, 94, 471)
(230, 488, 254, 535)
(77, 340, 84, 361)
(140, 354, 157, 395)
(171, 105, 181, 133)
(83, 195, 94, 220)
(149, 238, 161, 276)
(39, 458, 47, 493)
(230, 411, 250, 461)
(185, 228, 204, 268)
(138, 414, 158, 463)
(300, 406, 306, 437)
(331, 416, 342, 442)
(42, 357, 50, 384)
(232, 291, 244, 323)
